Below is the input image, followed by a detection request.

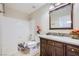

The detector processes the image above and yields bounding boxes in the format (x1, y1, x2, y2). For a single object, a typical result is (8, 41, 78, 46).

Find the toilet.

(26, 41, 39, 55)
(18, 40, 40, 55)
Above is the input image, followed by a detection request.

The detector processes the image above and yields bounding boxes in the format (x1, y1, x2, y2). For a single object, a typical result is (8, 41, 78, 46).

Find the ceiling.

(5, 3, 46, 15)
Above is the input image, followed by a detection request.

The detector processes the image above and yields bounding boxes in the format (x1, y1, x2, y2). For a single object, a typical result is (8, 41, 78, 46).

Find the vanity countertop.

(38, 34, 79, 46)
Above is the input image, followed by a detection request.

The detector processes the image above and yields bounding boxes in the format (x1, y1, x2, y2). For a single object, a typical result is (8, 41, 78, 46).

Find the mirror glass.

(49, 4, 73, 29)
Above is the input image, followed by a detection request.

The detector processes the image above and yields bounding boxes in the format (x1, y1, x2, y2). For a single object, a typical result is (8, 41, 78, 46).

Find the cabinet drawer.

(66, 51, 78, 56)
(66, 45, 79, 55)
(47, 40, 54, 46)
(54, 42, 64, 48)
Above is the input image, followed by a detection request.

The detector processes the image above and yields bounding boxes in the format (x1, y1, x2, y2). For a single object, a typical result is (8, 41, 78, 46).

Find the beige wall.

(29, 4, 49, 34)
(30, 4, 79, 34)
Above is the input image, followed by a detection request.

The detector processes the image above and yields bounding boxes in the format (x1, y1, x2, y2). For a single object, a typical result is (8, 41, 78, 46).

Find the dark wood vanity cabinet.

(40, 38, 79, 56)
(40, 38, 65, 56)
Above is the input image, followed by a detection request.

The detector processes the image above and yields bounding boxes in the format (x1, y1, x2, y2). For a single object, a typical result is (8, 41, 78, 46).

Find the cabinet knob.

(71, 49, 74, 51)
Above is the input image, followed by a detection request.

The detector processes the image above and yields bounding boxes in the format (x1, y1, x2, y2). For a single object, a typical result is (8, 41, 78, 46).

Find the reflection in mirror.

(49, 3, 73, 29)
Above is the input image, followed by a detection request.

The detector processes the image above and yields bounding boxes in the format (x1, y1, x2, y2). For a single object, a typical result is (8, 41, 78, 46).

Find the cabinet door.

(40, 39, 47, 56)
(54, 41, 65, 56)
(66, 45, 79, 56)
(54, 47, 64, 56)
(41, 44, 47, 56)
(46, 45, 55, 56)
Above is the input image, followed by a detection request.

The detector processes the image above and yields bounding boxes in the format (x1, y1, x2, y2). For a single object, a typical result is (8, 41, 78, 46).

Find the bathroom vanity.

(39, 35, 79, 56)
(42, 3, 76, 56)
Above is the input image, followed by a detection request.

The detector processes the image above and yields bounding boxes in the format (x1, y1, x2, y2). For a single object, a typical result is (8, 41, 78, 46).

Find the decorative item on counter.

(36, 25, 41, 34)
(70, 29, 79, 39)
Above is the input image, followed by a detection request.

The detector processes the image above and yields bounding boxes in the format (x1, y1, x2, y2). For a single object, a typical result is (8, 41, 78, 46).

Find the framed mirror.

(49, 3, 73, 29)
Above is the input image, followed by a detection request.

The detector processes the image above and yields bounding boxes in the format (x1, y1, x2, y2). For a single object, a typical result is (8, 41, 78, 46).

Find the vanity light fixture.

(49, 3, 67, 11)
(32, 5, 36, 9)
(49, 3, 63, 11)
(49, 3, 55, 11)
(54, 3, 63, 7)
(55, 3, 61, 6)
